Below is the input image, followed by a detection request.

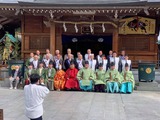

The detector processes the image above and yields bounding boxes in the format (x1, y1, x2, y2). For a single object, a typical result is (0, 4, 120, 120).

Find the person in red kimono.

(65, 62, 80, 90)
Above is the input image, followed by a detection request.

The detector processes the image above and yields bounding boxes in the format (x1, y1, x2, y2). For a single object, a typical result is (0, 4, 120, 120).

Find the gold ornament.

(146, 68, 152, 74)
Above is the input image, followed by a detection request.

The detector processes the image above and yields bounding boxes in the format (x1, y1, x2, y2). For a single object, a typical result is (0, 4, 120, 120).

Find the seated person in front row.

(77, 61, 95, 91)
(45, 62, 56, 91)
(24, 64, 35, 85)
(54, 64, 66, 91)
(9, 65, 21, 89)
(120, 63, 135, 94)
(94, 63, 106, 92)
(105, 62, 121, 93)
(65, 62, 79, 91)
(35, 62, 46, 85)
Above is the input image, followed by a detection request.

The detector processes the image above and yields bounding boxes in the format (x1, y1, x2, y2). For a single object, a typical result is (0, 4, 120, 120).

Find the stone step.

(0, 78, 10, 87)
(136, 81, 160, 91)
(138, 81, 159, 87)
(136, 86, 160, 91)
(0, 81, 3, 87)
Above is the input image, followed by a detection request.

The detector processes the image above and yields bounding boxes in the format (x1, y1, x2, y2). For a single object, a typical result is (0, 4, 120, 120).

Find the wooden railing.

(132, 60, 159, 68)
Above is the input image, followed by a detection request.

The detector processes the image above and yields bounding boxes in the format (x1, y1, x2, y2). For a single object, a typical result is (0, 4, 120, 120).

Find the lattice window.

(29, 36, 50, 49)
(119, 36, 149, 51)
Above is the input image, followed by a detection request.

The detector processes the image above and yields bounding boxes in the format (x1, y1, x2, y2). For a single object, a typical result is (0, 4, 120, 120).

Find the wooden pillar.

(56, 26, 62, 54)
(50, 22, 56, 55)
(112, 29, 119, 52)
(21, 15, 25, 59)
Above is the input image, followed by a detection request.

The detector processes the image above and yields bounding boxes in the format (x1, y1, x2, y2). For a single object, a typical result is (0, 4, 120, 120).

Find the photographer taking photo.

(24, 74, 49, 120)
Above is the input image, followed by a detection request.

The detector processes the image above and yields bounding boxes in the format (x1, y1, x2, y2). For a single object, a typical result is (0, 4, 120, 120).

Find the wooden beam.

(50, 22, 56, 55)
(0, 17, 7, 23)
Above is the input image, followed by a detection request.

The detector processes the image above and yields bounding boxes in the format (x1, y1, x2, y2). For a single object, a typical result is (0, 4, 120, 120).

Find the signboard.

(119, 16, 156, 34)
(81, 26, 94, 34)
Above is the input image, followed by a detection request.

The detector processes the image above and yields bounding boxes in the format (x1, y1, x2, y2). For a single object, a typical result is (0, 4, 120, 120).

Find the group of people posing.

(9, 48, 135, 94)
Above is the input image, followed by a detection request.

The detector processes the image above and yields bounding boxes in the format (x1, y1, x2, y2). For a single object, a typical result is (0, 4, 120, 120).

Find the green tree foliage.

(0, 33, 21, 64)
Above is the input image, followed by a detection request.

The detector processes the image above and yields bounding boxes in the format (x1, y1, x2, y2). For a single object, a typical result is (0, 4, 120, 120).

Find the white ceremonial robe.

(84, 54, 91, 61)
(97, 55, 102, 62)
(33, 60, 38, 69)
(110, 57, 120, 70)
(121, 60, 132, 71)
(89, 59, 97, 71)
(102, 60, 108, 71)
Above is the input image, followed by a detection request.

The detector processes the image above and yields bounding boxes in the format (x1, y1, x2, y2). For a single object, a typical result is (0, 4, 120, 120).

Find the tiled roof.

(1, 0, 160, 5)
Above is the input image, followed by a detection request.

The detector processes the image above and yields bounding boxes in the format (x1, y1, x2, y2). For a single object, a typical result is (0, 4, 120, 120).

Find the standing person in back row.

(64, 48, 74, 61)
(96, 50, 104, 63)
(24, 74, 49, 120)
(84, 49, 92, 61)
(120, 54, 132, 72)
(88, 54, 97, 72)
(110, 51, 121, 72)
(119, 50, 126, 61)
(106, 50, 113, 70)
(119, 50, 126, 72)
(43, 49, 53, 61)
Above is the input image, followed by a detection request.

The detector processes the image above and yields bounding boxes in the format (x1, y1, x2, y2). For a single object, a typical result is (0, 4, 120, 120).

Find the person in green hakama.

(45, 62, 56, 91)
(24, 63, 36, 85)
(120, 63, 135, 94)
(105, 62, 121, 93)
(77, 61, 95, 91)
(94, 63, 106, 92)
(35, 62, 46, 85)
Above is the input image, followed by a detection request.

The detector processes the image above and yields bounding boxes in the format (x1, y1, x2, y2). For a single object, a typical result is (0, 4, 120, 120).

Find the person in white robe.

(106, 50, 113, 70)
(84, 49, 92, 61)
(109, 51, 120, 72)
(96, 50, 103, 62)
(121, 55, 132, 72)
(88, 54, 97, 72)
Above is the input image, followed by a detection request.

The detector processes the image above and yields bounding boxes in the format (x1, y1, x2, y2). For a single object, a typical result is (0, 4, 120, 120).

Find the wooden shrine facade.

(0, 1, 160, 67)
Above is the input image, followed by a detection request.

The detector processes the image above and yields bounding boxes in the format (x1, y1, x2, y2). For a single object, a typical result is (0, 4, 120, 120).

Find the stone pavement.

(0, 88, 160, 120)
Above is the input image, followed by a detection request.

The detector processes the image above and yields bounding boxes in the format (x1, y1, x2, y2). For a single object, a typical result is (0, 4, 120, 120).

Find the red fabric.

(25, 79, 30, 85)
(65, 68, 79, 89)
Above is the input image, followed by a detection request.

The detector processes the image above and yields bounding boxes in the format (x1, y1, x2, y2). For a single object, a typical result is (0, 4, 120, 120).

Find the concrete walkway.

(0, 88, 160, 120)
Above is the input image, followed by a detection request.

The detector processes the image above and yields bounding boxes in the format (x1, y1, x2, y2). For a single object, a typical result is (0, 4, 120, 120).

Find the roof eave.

(18, 1, 148, 7)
